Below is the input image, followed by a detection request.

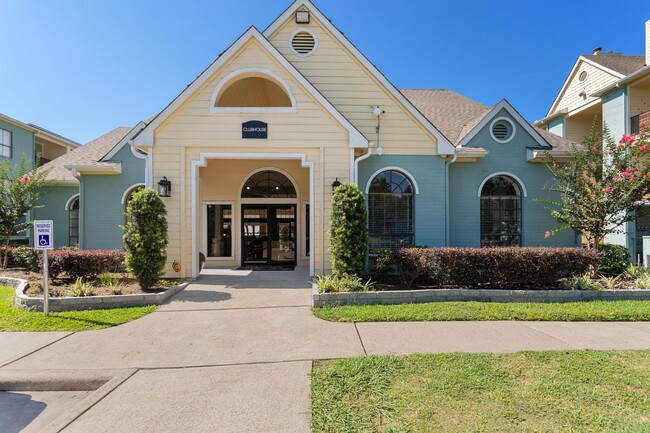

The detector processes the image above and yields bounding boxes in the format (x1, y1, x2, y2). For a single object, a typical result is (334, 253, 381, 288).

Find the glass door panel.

(271, 206, 296, 264)
(242, 205, 296, 265)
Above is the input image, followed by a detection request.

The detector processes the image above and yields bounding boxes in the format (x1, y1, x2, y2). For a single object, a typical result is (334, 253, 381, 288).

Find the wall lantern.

(332, 178, 341, 191)
(157, 177, 171, 197)
(295, 10, 310, 24)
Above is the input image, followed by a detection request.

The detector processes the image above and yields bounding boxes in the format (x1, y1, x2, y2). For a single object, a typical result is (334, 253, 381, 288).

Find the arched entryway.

(240, 170, 298, 266)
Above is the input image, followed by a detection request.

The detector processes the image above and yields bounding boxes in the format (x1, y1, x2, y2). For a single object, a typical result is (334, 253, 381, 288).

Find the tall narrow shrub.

(122, 188, 168, 289)
(329, 183, 368, 277)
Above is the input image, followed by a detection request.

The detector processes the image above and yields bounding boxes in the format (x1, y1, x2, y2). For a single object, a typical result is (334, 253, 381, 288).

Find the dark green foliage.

(9, 246, 40, 272)
(369, 247, 393, 277)
(597, 244, 631, 276)
(122, 189, 168, 289)
(392, 247, 601, 289)
(329, 183, 368, 277)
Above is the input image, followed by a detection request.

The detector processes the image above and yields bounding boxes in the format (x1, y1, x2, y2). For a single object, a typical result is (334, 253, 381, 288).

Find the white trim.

(191, 151, 314, 278)
(134, 27, 368, 149)
(238, 166, 300, 200)
(547, 56, 625, 117)
(64, 194, 80, 211)
(477, 172, 528, 197)
(209, 67, 297, 113)
(288, 27, 319, 57)
(102, 122, 147, 160)
(263, 0, 454, 155)
(364, 166, 420, 195)
(489, 117, 516, 144)
(120, 183, 146, 205)
(202, 201, 236, 261)
(64, 163, 122, 176)
(457, 100, 551, 150)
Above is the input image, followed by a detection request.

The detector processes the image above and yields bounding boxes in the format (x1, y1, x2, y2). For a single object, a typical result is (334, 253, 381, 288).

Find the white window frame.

(202, 201, 235, 261)
(0, 128, 12, 158)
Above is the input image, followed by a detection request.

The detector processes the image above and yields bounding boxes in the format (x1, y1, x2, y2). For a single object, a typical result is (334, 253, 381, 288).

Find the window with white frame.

(480, 175, 522, 247)
(206, 204, 233, 258)
(0, 129, 12, 158)
(69, 197, 79, 246)
(368, 170, 414, 250)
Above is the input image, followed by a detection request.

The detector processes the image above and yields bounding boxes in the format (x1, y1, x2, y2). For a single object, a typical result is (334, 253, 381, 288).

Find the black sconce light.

(332, 178, 341, 191)
(157, 176, 171, 197)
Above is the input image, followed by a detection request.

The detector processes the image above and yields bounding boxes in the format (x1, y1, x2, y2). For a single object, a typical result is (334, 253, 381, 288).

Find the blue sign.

(242, 120, 268, 139)
(38, 235, 50, 247)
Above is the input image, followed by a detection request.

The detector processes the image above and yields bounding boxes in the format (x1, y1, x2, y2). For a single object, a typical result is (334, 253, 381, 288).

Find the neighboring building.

(0, 113, 79, 243)
(536, 19, 650, 262)
(37, 0, 578, 278)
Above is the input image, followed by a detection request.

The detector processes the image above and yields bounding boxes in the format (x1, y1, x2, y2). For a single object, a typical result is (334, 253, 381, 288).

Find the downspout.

(353, 145, 373, 185)
(444, 153, 457, 246)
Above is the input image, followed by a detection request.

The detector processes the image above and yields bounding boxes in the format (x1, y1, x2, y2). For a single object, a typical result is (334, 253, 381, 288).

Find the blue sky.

(2, 0, 647, 144)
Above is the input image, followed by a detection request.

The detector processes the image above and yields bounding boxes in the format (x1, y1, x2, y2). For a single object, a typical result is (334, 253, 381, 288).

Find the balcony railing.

(631, 111, 650, 135)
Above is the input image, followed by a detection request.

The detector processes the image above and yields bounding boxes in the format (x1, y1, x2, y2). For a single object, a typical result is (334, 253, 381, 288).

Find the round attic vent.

(579, 71, 588, 82)
(490, 117, 516, 143)
(290, 29, 317, 57)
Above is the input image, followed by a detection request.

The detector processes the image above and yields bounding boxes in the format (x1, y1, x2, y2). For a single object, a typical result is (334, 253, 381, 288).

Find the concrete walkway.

(2, 266, 650, 432)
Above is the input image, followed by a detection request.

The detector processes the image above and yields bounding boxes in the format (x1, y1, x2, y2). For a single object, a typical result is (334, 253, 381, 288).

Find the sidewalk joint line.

(0, 332, 75, 369)
(137, 358, 315, 371)
(154, 305, 310, 313)
(518, 323, 578, 349)
(354, 322, 368, 355)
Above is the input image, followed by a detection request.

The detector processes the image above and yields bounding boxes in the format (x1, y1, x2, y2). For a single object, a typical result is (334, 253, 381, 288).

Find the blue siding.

(80, 145, 145, 250)
(449, 108, 578, 247)
(357, 155, 447, 247)
(0, 119, 35, 169)
(602, 86, 628, 142)
(547, 117, 565, 137)
(32, 186, 79, 248)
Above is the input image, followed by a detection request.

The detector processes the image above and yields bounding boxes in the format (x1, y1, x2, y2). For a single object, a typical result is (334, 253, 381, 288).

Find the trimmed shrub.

(596, 244, 630, 276)
(329, 183, 368, 277)
(11, 246, 40, 272)
(41, 249, 125, 280)
(392, 247, 600, 289)
(122, 188, 168, 290)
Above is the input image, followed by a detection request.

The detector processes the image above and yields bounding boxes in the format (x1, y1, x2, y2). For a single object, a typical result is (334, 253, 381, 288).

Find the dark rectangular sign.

(242, 120, 268, 139)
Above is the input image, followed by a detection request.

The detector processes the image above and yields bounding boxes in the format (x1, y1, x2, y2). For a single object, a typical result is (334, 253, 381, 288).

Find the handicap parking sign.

(34, 220, 53, 250)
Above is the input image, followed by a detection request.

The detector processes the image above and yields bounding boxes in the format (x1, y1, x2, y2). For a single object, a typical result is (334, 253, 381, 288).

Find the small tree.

(0, 155, 51, 268)
(328, 183, 368, 277)
(539, 122, 650, 248)
(122, 188, 168, 289)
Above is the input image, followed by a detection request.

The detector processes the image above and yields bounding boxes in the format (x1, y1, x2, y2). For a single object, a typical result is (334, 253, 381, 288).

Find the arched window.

(368, 170, 414, 250)
(216, 76, 292, 108)
(241, 170, 296, 198)
(69, 197, 79, 247)
(124, 186, 144, 224)
(480, 175, 522, 247)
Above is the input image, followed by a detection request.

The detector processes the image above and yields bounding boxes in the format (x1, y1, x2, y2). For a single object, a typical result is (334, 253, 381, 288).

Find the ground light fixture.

(332, 178, 341, 191)
(372, 106, 385, 155)
(157, 176, 171, 197)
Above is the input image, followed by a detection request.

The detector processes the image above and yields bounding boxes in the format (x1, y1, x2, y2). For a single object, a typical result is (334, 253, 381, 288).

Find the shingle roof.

(40, 127, 131, 182)
(402, 89, 576, 150)
(401, 89, 490, 144)
(583, 53, 646, 76)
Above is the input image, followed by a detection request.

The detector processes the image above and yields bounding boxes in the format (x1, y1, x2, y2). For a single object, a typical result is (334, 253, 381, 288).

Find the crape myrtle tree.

(0, 155, 51, 268)
(539, 122, 650, 249)
(122, 188, 168, 289)
(329, 183, 368, 277)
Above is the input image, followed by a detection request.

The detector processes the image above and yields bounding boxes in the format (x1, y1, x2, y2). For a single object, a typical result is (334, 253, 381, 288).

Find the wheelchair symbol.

(38, 235, 50, 247)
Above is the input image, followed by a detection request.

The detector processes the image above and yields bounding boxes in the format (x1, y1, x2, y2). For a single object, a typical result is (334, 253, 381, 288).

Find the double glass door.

(242, 204, 296, 265)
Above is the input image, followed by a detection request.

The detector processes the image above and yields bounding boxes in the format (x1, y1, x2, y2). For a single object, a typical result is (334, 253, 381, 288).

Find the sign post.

(34, 220, 53, 316)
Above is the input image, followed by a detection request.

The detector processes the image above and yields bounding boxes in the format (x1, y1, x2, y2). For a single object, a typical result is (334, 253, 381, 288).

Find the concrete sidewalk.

(2, 267, 650, 432)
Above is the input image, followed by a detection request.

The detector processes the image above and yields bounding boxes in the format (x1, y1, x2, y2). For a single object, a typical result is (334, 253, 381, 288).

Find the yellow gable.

(266, 6, 441, 155)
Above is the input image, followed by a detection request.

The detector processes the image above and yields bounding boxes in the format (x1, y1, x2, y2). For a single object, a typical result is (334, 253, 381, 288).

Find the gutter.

(353, 145, 373, 185)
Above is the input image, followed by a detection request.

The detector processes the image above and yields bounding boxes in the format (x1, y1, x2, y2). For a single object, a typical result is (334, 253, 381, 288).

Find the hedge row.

(40, 249, 125, 280)
(391, 247, 601, 289)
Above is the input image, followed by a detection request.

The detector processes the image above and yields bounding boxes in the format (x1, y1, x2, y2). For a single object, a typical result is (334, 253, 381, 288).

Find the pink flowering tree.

(0, 155, 52, 268)
(538, 122, 650, 249)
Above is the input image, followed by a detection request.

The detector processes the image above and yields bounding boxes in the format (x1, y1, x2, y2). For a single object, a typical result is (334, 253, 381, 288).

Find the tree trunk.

(2, 224, 16, 269)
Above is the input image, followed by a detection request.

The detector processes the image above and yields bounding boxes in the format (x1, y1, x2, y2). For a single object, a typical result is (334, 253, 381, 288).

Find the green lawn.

(312, 351, 650, 433)
(313, 300, 650, 322)
(0, 286, 157, 332)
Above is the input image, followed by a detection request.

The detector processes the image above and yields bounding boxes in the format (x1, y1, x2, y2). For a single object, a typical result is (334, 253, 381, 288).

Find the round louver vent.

(290, 30, 317, 56)
(490, 118, 516, 143)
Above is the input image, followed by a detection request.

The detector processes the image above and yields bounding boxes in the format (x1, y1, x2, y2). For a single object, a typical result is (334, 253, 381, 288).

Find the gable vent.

(291, 31, 317, 56)
(493, 123, 508, 140)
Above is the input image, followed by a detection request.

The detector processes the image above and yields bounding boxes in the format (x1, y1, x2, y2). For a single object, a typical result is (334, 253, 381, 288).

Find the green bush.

(328, 183, 368, 277)
(315, 273, 374, 293)
(561, 274, 602, 290)
(43, 249, 124, 280)
(6, 246, 40, 271)
(597, 244, 630, 276)
(122, 189, 168, 290)
(392, 247, 601, 289)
